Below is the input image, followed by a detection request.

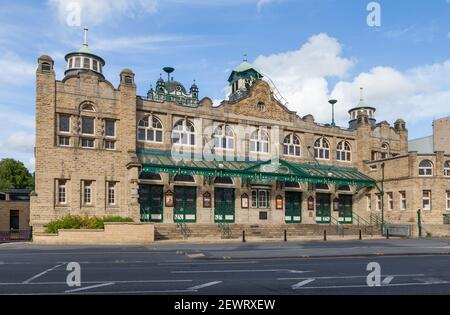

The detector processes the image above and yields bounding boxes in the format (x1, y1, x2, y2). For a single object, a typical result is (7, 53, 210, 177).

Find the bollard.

(359, 229, 362, 240)
(386, 229, 390, 240)
(242, 230, 246, 243)
(284, 230, 287, 242)
(324, 229, 327, 241)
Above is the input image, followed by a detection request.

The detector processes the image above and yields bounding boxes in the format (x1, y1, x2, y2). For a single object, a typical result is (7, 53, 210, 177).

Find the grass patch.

(44, 215, 134, 234)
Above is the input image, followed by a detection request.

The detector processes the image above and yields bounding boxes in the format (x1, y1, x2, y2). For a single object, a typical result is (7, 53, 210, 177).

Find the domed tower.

(190, 80, 199, 101)
(228, 55, 263, 101)
(64, 28, 105, 79)
(348, 88, 376, 129)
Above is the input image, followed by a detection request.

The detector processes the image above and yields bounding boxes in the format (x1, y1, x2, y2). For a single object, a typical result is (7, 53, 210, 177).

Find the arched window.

(314, 137, 330, 160)
(419, 160, 433, 177)
(445, 161, 450, 177)
(214, 177, 233, 185)
(174, 174, 195, 182)
(138, 115, 163, 143)
(172, 119, 195, 146)
(250, 129, 269, 153)
(336, 141, 352, 162)
(284, 134, 301, 157)
(380, 143, 390, 159)
(257, 102, 265, 112)
(315, 183, 330, 190)
(81, 103, 95, 112)
(214, 125, 234, 150)
(337, 185, 351, 191)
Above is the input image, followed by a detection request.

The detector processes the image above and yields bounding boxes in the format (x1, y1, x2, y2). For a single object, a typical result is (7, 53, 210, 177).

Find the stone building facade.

(31, 33, 450, 234)
(0, 190, 31, 231)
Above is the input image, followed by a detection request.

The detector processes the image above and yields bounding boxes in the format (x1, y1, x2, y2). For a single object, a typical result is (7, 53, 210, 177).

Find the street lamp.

(329, 99, 338, 127)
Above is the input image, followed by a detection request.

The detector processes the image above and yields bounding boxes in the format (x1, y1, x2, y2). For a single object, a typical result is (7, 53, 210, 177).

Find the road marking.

(292, 279, 315, 289)
(161, 261, 259, 266)
(415, 277, 448, 284)
(187, 281, 222, 291)
(278, 273, 424, 280)
(173, 269, 310, 274)
(65, 282, 115, 293)
(0, 279, 192, 286)
(382, 276, 394, 285)
(22, 264, 64, 284)
(290, 281, 450, 290)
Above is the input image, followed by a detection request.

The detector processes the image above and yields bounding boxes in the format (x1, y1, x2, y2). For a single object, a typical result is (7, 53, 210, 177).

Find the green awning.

(138, 150, 375, 188)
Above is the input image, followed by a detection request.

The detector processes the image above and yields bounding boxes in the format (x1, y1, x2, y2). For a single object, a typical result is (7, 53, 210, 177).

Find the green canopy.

(138, 149, 375, 188)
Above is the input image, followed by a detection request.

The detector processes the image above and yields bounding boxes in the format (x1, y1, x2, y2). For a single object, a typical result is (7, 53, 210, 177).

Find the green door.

(316, 193, 331, 224)
(338, 194, 353, 224)
(214, 188, 235, 223)
(139, 185, 163, 222)
(174, 186, 197, 223)
(285, 192, 302, 223)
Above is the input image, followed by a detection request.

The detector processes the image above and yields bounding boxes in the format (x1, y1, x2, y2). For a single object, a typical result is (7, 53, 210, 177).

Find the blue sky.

(1, 0, 450, 171)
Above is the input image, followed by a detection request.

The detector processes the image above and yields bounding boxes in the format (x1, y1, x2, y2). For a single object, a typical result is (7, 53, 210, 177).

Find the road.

(1, 239, 450, 295)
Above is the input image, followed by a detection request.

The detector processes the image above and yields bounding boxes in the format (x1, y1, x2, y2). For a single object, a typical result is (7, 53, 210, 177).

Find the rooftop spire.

(243, 53, 248, 62)
(83, 28, 89, 48)
(359, 87, 364, 102)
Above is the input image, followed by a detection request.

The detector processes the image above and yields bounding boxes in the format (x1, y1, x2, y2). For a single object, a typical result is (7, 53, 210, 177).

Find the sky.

(1, 0, 450, 172)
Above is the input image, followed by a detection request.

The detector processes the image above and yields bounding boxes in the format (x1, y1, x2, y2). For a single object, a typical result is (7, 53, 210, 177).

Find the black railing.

(0, 229, 32, 242)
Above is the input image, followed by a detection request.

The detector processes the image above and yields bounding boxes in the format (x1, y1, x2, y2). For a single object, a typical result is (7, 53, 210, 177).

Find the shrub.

(44, 215, 134, 234)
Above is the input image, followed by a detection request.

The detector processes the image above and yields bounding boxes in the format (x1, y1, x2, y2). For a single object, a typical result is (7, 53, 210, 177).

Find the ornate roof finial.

(243, 53, 248, 62)
(83, 28, 89, 48)
(359, 87, 364, 102)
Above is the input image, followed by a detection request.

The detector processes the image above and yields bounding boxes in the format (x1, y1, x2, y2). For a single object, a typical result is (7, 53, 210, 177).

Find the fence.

(0, 229, 32, 242)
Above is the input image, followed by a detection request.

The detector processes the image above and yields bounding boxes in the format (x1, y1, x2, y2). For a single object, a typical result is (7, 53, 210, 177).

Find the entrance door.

(139, 185, 163, 222)
(339, 195, 353, 224)
(316, 193, 331, 224)
(10, 210, 19, 230)
(174, 186, 197, 223)
(214, 188, 235, 223)
(285, 192, 302, 223)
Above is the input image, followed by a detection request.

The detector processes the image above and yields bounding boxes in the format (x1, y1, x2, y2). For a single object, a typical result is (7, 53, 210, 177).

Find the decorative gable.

(229, 80, 295, 122)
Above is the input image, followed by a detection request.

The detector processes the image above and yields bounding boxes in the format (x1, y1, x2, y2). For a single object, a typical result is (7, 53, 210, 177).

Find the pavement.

(1, 238, 450, 295)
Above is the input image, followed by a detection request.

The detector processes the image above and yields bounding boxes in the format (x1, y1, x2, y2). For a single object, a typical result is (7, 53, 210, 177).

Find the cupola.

(228, 55, 263, 101)
(64, 28, 105, 79)
(348, 88, 376, 129)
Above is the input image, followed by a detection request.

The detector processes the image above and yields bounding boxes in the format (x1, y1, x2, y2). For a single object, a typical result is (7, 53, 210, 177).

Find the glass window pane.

(59, 115, 70, 132)
(105, 120, 115, 137)
(82, 117, 94, 134)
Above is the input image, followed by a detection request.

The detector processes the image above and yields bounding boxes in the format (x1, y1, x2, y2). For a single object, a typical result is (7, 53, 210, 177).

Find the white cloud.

(252, 33, 450, 126)
(0, 52, 35, 86)
(48, 0, 158, 26)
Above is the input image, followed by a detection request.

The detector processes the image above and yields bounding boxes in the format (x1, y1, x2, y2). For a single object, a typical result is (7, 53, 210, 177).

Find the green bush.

(44, 215, 134, 234)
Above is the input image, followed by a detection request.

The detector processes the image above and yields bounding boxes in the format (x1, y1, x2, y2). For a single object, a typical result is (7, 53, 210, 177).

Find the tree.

(0, 159, 34, 192)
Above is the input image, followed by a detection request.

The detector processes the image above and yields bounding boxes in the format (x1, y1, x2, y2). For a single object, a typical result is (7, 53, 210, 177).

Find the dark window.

(214, 177, 233, 185)
(124, 76, 133, 84)
(104, 140, 115, 150)
(81, 138, 95, 148)
(10, 210, 19, 230)
(174, 174, 195, 182)
(58, 136, 70, 146)
(105, 120, 115, 137)
(83, 58, 90, 68)
(259, 211, 268, 220)
(41, 63, 51, 72)
(81, 117, 95, 135)
(140, 173, 162, 181)
(59, 114, 70, 132)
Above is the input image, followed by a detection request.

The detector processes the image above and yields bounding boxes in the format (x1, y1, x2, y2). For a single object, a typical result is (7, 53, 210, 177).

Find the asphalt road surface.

(1, 239, 450, 295)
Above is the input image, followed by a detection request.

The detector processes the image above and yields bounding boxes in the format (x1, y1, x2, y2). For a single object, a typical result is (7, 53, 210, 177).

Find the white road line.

(291, 281, 450, 290)
(173, 269, 309, 274)
(292, 279, 315, 290)
(278, 273, 424, 280)
(65, 282, 115, 293)
(161, 261, 259, 266)
(187, 281, 222, 291)
(382, 276, 394, 285)
(22, 263, 64, 284)
(0, 279, 192, 286)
